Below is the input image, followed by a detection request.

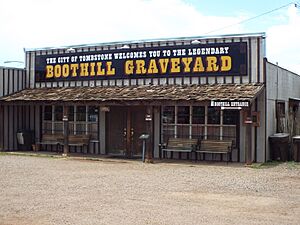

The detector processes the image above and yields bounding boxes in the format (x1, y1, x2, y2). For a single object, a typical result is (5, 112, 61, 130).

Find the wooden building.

(1, 32, 300, 163)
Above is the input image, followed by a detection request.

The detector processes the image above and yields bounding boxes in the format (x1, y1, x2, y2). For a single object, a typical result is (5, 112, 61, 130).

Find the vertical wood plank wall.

(1, 35, 267, 162)
(0, 67, 27, 151)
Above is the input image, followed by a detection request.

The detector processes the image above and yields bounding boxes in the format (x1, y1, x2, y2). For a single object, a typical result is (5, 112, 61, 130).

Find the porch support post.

(146, 106, 153, 163)
(63, 105, 69, 156)
(245, 105, 252, 165)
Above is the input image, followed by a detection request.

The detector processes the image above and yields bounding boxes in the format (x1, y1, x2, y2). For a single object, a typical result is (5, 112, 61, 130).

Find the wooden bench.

(68, 134, 91, 152)
(36, 134, 90, 153)
(36, 134, 64, 151)
(196, 140, 233, 162)
(160, 138, 199, 158)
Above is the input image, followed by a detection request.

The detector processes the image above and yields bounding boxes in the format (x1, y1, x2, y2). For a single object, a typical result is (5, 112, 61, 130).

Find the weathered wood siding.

(22, 34, 267, 161)
(0, 67, 28, 151)
(266, 61, 300, 160)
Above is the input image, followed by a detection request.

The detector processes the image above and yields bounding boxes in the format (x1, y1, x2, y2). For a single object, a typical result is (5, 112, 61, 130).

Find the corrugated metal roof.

(24, 32, 266, 52)
(0, 83, 264, 104)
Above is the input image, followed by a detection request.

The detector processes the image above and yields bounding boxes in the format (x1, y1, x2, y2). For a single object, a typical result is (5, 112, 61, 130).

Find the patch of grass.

(250, 161, 282, 169)
(285, 161, 300, 169)
(250, 160, 300, 169)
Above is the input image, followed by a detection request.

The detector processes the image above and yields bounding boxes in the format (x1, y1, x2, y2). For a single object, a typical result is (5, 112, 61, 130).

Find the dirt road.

(0, 154, 299, 225)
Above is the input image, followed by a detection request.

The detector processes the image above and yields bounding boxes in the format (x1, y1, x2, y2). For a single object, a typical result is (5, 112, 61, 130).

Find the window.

(208, 107, 220, 124)
(161, 105, 237, 147)
(162, 106, 175, 123)
(68, 106, 74, 121)
(42, 105, 99, 140)
(54, 106, 63, 121)
(76, 106, 86, 121)
(44, 106, 52, 121)
(177, 106, 190, 124)
(192, 106, 205, 124)
(223, 110, 239, 125)
(88, 106, 98, 122)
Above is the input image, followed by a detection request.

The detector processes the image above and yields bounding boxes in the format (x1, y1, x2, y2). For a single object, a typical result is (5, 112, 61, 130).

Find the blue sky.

(0, 0, 299, 73)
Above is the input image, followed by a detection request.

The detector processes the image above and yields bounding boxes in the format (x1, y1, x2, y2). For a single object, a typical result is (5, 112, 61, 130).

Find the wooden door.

(106, 106, 147, 157)
(106, 106, 127, 155)
(130, 106, 147, 157)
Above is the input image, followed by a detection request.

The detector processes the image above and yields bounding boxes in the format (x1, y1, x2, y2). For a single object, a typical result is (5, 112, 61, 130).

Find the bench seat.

(196, 140, 233, 162)
(161, 138, 199, 158)
(36, 134, 90, 152)
(68, 134, 90, 147)
(36, 134, 64, 151)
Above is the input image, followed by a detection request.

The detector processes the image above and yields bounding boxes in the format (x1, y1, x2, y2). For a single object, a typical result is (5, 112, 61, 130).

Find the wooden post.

(63, 106, 69, 156)
(145, 106, 153, 163)
(245, 106, 252, 165)
(126, 107, 131, 158)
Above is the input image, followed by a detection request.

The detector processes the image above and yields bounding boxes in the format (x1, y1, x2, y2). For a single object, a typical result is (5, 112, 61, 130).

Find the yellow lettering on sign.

(170, 58, 180, 73)
(221, 56, 232, 71)
(181, 57, 193, 73)
(46, 65, 54, 78)
(106, 61, 115, 76)
(62, 64, 69, 77)
(135, 60, 146, 74)
(147, 59, 158, 74)
(54, 65, 61, 78)
(90, 62, 96, 76)
(158, 58, 169, 74)
(80, 63, 89, 76)
(96, 62, 105, 76)
(125, 60, 134, 75)
(193, 57, 205, 72)
(70, 64, 78, 77)
(206, 56, 219, 72)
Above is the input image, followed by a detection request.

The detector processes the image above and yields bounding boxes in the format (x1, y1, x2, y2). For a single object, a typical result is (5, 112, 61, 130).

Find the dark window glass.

(68, 106, 74, 121)
(44, 105, 52, 121)
(54, 106, 63, 121)
(177, 106, 190, 124)
(162, 106, 175, 123)
(208, 107, 220, 124)
(88, 106, 98, 122)
(76, 106, 86, 121)
(223, 110, 239, 125)
(192, 106, 205, 124)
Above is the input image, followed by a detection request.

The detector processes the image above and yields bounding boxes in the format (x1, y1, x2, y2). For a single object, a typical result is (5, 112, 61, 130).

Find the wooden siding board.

(0, 106, 3, 151)
(0, 69, 4, 97)
(4, 69, 8, 96)
(3, 106, 9, 150)
(154, 107, 160, 158)
(34, 105, 40, 147)
(239, 111, 246, 162)
(100, 111, 106, 154)
(13, 105, 18, 150)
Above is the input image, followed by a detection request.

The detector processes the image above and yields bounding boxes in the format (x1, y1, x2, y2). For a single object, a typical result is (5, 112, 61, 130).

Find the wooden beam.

(63, 105, 69, 156)
(145, 106, 153, 163)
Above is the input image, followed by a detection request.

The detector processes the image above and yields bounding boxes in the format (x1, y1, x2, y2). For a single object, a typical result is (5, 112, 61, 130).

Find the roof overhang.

(0, 83, 264, 106)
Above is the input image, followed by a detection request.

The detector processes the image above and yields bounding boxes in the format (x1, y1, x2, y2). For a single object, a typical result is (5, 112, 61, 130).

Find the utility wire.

(203, 2, 299, 35)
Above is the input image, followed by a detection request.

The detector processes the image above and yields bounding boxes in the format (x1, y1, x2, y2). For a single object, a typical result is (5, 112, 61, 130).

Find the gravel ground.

(0, 154, 299, 225)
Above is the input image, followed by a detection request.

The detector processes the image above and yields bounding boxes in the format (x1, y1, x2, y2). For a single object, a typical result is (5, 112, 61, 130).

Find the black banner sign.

(35, 42, 247, 82)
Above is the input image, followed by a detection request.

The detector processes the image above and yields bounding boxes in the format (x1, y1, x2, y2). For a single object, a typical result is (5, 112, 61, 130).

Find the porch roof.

(0, 83, 264, 104)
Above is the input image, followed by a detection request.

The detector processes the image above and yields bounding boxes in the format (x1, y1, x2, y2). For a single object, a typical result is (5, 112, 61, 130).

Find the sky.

(0, 0, 299, 74)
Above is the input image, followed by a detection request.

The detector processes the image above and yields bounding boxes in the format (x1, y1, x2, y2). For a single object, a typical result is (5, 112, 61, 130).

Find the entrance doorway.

(106, 106, 147, 157)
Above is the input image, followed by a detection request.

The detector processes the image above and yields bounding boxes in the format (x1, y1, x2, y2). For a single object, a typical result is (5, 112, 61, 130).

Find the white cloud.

(0, 0, 299, 74)
(267, 5, 300, 74)
(0, 0, 243, 64)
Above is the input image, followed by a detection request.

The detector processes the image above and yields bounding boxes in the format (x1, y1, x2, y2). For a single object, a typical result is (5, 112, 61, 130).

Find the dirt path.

(0, 155, 299, 225)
